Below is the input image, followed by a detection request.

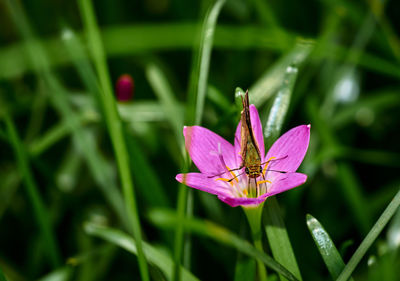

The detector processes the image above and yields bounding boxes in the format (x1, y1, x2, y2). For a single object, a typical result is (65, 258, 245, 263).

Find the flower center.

(215, 156, 278, 198)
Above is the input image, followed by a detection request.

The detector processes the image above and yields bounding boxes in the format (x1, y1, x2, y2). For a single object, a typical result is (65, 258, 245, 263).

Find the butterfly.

(239, 90, 263, 180)
(211, 90, 286, 197)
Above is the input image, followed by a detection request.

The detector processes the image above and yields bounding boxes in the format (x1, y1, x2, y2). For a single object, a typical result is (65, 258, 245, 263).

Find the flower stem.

(244, 204, 268, 281)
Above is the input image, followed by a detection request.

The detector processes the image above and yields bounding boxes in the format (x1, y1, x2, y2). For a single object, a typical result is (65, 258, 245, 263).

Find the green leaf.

(84, 223, 199, 281)
(118, 101, 174, 122)
(126, 135, 170, 208)
(207, 84, 232, 112)
(0, 23, 290, 80)
(145, 61, 184, 150)
(4, 114, 61, 268)
(263, 198, 302, 281)
(37, 267, 72, 281)
(174, 1, 227, 280)
(387, 204, 400, 250)
(234, 255, 256, 281)
(7, 0, 129, 232)
(264, 63, 299, 148)
(186, 0, 227, 125)
(148, 208, 300, 281)
(337, 188, 400, 281)
(3, 23, 400, 80)
(250, 41, 313, 108)
(306, 214, 354, 280)
(77, 0, 149, 280)
(260, 49, 302, 281)
(0, 169, 19, 219)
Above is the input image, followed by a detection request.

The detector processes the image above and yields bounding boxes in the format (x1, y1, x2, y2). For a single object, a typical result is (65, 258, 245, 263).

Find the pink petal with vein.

(265, 172, 307, 197)
(184, 126, 236, 176)
(176, 173, 232, 197)
(265, 125, 310, 172)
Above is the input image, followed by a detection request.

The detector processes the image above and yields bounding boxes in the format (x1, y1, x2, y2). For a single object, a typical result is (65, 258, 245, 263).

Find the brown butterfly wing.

(240, 91, 261, 172)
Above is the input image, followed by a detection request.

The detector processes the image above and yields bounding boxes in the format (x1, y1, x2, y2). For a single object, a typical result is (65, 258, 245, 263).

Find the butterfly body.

(240, 91, 262, 179)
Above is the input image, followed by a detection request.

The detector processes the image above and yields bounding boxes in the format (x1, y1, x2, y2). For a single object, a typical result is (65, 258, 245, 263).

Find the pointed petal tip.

(183, 125, 194, 137)
(265, 125, 310, 172)
(175, 173, 183, 182)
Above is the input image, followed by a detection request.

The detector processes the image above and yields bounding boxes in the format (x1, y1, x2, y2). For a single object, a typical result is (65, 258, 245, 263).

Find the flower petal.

(234, 121, 242, 166)
(234, 104, 265, 165)
(184, 126, 236, 175)
(176, 173, 232, 197)
(218, 194, 268, 207)
(265, 172, 307, 197)
(265, 125, 310, 172)
(216, 172, 306, 207)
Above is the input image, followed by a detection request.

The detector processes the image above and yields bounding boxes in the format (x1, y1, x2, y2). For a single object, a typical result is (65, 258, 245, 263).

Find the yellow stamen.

(262, 156, 276, 176)
(226, 165, 239, 183)
(215, 178, 230, 182)
(257, 180, 271, 185)
(215, 177, 234, 186)
(243, 189, 248, 195)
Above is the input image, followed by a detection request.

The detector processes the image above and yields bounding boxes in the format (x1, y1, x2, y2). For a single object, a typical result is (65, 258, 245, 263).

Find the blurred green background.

(1, 0, 400, 280)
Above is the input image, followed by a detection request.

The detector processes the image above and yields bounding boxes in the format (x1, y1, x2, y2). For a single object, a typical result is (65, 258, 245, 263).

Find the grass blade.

(260, 52, 302, 281)
(84, 223, 199, 281)
(174, 1, 226, 280)
(186, 0, 226, 125)
(126, 135, 170, 208)
(264, 64, 299, 147)
(37, 267, 72, 281)
(0, 169, 19, 219)
(234, 256, 256, 281)
(337, 188, 400, 281)
(62, 29, 171, 208)
(77, 0, 149, 280)
(387, 204, 400, 250)
(250, 41, 313, 107)
(145, 61, 184, 149)
(3, 23, 400, 80)
(0, 23, 291, 80)
(4, 114, 61, 268)
(148, 208, 300, 281)
(263, 198, 302, 281)
(6, 0, 128, 230)
(306, 214, 354, 280)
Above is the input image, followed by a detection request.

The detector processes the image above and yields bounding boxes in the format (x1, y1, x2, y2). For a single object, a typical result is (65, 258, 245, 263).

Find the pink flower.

(175, 104, 310, 207)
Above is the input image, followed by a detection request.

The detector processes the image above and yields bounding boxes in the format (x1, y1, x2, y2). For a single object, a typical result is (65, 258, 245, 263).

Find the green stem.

(244, 204, 268, 281)
(336, 187, 400, 281)
(174, 1, 226, 279)
(77, 1, 149, 280)
(4, 114, 61, 268)
(173, 183, 188, 281)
